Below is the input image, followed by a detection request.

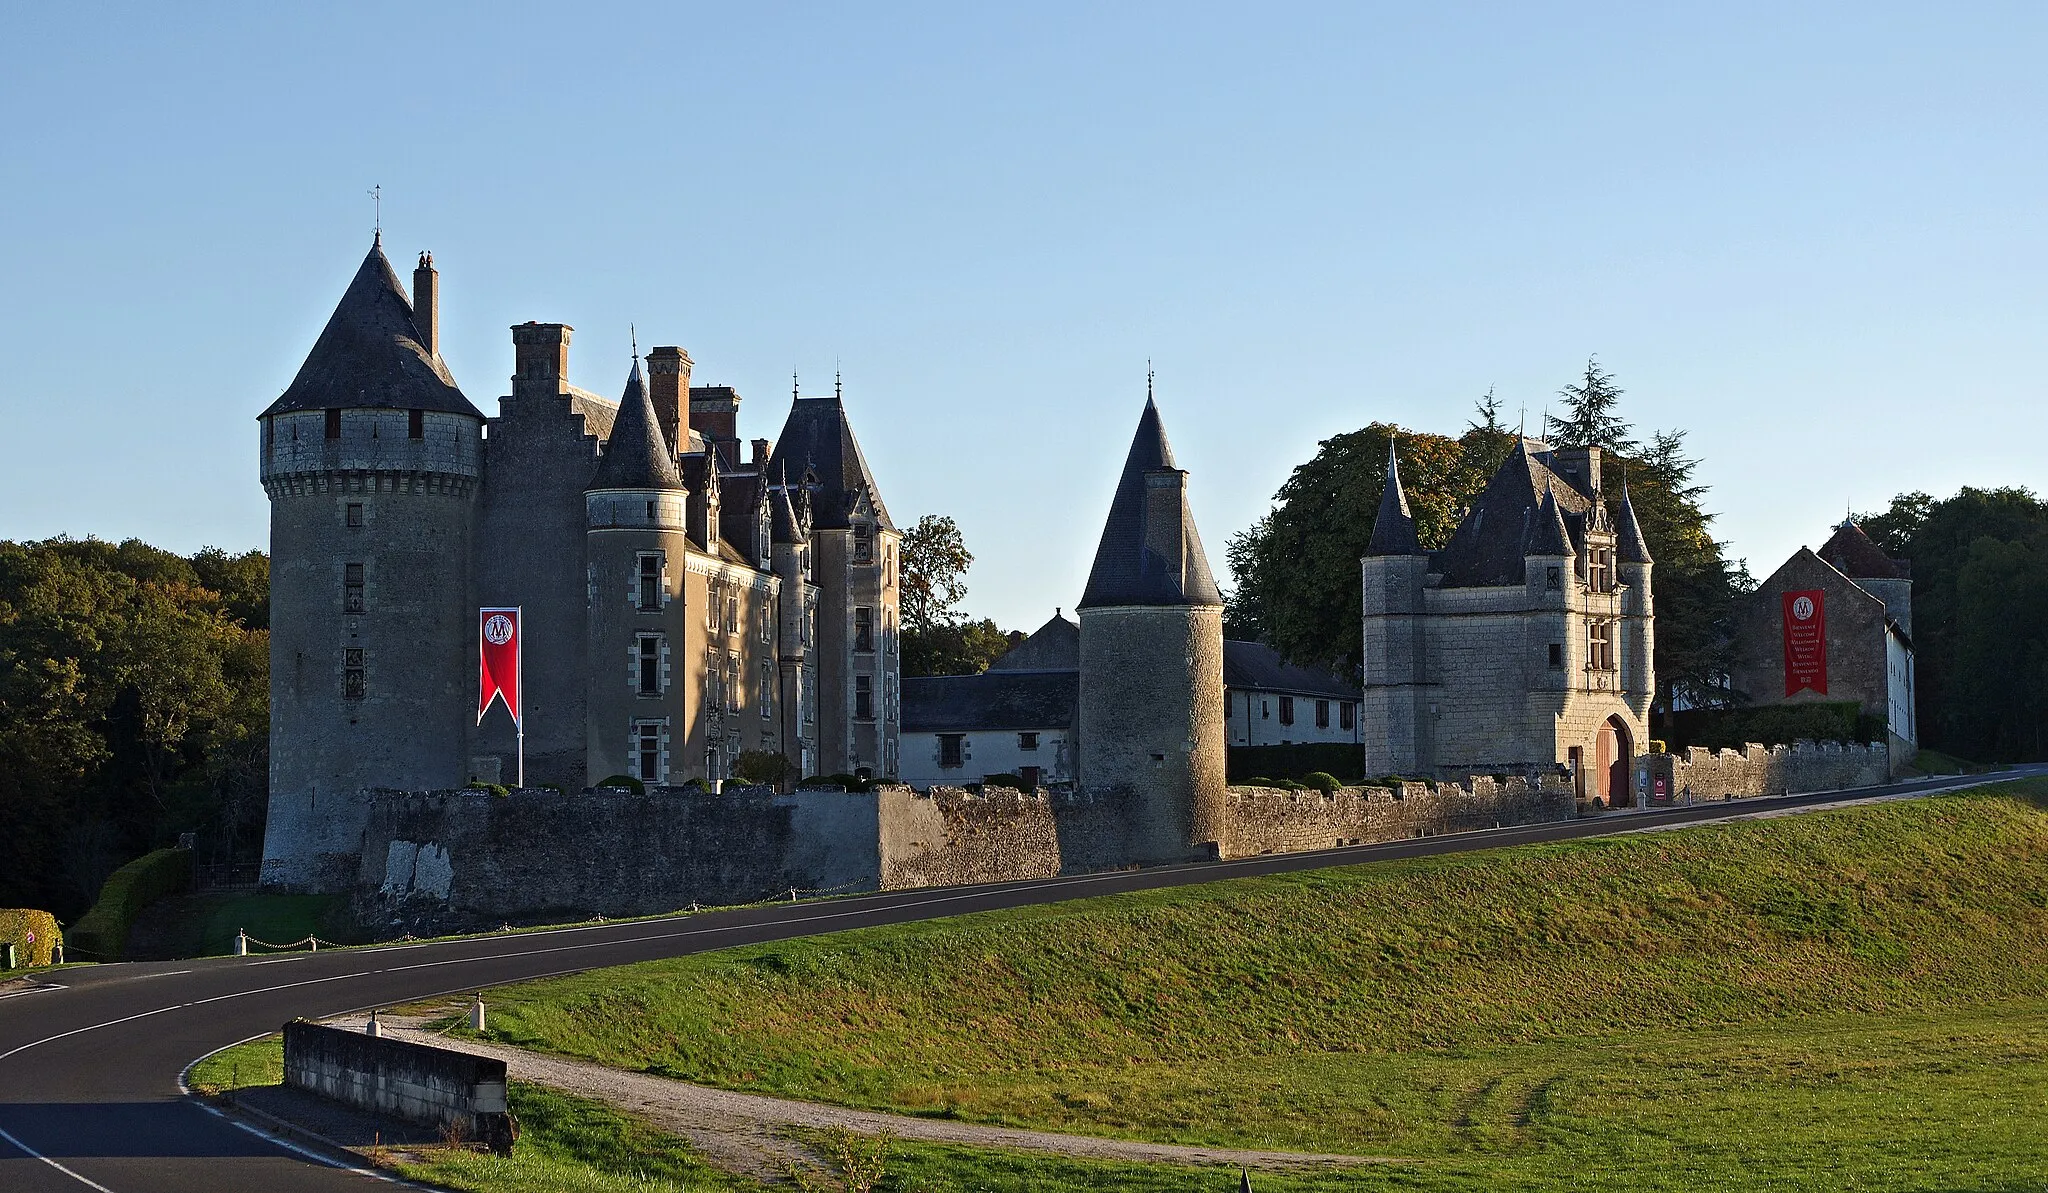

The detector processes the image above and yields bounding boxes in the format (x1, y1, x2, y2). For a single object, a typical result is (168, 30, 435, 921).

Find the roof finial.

(368, 184, 382, 244)
(835, 369, 843, 400)
(792, 370, 799, 401)
(1518, 404, 1526, 439)
(630, 323, 638, 360)
(1147, 359, 1155, 402)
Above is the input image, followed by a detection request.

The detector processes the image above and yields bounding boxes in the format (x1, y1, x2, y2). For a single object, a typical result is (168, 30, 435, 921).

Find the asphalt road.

(2, 769, 2034, 1192)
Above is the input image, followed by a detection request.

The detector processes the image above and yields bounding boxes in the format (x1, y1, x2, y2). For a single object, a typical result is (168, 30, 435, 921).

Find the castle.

(259, 238, 900, 889)
(1361, 439, 1655, 804)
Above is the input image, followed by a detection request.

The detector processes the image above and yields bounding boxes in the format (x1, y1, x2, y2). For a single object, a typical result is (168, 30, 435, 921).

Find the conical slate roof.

(1365, 441, 1421, 555)
(588, 359, 683, 491)
(1526, 484, 1571, 556)
(1615, 486, 1653, 564)
(1077, 399, 1224, 609)
(766, 393, 895, 531)
(770, 485, 807, 545)
(260, 238, 480, 419)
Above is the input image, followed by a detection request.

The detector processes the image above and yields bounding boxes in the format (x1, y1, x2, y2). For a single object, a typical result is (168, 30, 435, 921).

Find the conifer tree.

(1549, 356, 1638, 454)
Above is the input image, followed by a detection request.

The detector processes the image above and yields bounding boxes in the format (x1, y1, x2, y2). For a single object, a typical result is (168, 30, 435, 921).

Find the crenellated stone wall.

(1645, 740, 1889, 803)
(1220, 774, 1576, 858)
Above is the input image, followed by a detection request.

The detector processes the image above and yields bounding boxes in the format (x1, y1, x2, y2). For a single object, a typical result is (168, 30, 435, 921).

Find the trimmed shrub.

(67, 848, 193, 961)
(734, 750, 794, 786)
(1301, 771, 1343, 794)
(0, 909, 62, 968)
(466, 781, 511, 797)
(801, 773, 873, 793)
(1227, 743, 1364, 785)
(980, 773, 1027, 791)
(595, 774, 646, 795)
(1666, 701, 1885, 752)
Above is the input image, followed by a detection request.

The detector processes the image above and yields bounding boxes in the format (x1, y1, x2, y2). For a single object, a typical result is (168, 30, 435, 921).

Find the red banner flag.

(479, 607, 522, 725)
(1782, 589, 1827, 696)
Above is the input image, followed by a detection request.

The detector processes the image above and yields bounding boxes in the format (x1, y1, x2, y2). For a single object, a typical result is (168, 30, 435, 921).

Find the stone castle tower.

(1075, 397, 1227, 863)
(1361, 438, 1652, 806)
(259, 238, 898, 889)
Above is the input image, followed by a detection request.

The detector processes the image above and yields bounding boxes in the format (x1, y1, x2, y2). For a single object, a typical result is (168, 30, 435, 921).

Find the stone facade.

(1362, 440, 1653, 806)
(1645, 740, 1890, 802)
(260, 240, 897, 890)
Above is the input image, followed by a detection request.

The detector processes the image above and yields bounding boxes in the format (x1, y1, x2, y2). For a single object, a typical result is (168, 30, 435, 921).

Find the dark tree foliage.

(1861, 486, 2048, 761)
(0, 538, 269, 918)
(1548, 356, 1638, 455)
(901, 617, 1015, 678)
(896, 514, 1015, 677)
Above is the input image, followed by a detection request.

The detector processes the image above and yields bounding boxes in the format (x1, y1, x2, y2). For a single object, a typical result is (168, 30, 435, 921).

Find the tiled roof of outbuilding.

(901, 670, 1079, 733)
(1222, 640, 1359, 699)
(261, 238, 482, 420)
(1819, 520, 1909, 580)
(1077, 399, 1224, 609)
(988, 612, 1080, 672)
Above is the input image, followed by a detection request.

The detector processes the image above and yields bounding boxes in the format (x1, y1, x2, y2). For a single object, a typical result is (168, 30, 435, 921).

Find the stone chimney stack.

(1551, 446, 1603, 500)
(751, 439, 770, 469)
(413, 252, 439, 356)
(646, 346, 693, 456)
(1142, 468, 1188, 580)
(690, 386, 741, 451)
(511, 322, 573, 400)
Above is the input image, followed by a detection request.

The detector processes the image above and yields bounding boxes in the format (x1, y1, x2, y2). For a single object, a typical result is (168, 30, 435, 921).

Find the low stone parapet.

(282, 1020, 516, 1153)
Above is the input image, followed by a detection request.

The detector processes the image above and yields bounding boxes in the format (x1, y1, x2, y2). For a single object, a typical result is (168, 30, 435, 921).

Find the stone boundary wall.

(282, 1020, 515, 1153)
(1645, 740, 1889, 803)
(877, 786, 1062, 889)
(1220, 774, 1576, 858)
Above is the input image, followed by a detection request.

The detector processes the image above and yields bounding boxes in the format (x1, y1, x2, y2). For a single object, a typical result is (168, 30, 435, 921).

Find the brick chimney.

(646, 346, 693, 455)
(690, 386, 741, 451)
(510, 323, 572, 400)
(412, 252, 439, 356)
(750, 438, 770, 469)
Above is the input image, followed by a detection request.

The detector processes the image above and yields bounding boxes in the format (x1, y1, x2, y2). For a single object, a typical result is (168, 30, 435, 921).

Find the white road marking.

(0, 1124, 119, 1192)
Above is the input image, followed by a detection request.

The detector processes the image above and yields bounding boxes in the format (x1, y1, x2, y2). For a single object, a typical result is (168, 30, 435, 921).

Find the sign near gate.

(1782, 589, 1828, 696)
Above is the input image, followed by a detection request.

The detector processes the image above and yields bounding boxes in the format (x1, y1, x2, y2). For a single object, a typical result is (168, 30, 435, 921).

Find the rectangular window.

(854, 606, 874, 652)
(1340, 701, 1356, 730)
(325, 408, 342, 439)
(344, 563, 365, 613)
(853, 524, 873, 563)
(1316, 699, 1330, 729)
(760, 660, 773, 719)
(635, 722, 664, 783)
(637, 636, 662, 695)
(726, 596, 740, 636)
(407, 408, 424, 439)
(1018, 732, 1039, 751)
(345, 502, 363, 528)
(760, 603, 772, 643)
(1548, 642, 1564, 668)
(1590, 548, 1613, 594)
(939, 734, 964, 768)
(855, 674, 874, 720)
(343, 649, 365, 700)
(727, 658, 742, 711)
(1279, 696, 1295, 726)
(1589, 620, 1614, 671)
(637, 554, 661, 612)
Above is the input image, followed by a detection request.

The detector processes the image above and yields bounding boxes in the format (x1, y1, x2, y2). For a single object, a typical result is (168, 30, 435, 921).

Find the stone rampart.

(878, 786, 1061, 889)
(1220, 774, 1576, 858)
(1645, 740, 1889, 803)
(282, 1020, 514, 1153)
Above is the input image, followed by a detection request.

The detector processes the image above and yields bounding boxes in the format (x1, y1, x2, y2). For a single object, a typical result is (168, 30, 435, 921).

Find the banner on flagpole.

(479, 607, 522, 725)
(1781, 589, 1827, 696)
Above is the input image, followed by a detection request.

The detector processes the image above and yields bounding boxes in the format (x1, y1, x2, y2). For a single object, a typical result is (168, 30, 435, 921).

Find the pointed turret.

(1527, 484, 1571, 557)
(588, 359, 683, 492)
(1366, 441, 1422, 556)
(1077, 399, 1224, 609)
(1615, 486, 1653, 565)
(262, 237, 480, 419)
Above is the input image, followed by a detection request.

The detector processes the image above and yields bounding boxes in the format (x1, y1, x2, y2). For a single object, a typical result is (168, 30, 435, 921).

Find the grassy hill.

(452, 783, 2048, 1189)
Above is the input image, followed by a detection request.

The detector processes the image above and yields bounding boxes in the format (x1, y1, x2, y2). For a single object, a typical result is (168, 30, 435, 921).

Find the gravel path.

(329, 1014, 1387, 1181)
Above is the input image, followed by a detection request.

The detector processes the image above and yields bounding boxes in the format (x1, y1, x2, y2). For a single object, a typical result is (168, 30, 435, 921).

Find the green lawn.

(126, 891, 350, 959)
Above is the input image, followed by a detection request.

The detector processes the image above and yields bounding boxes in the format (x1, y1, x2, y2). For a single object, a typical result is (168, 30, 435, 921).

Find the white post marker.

(470, 996, 486, 1033)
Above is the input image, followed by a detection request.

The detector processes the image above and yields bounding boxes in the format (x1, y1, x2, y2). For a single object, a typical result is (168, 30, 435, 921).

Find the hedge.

(1665, 701, 1887, 752)
(66, 847, 193, 961)
(0, 909, 61, 968)
(1226, 743, 1365, 785)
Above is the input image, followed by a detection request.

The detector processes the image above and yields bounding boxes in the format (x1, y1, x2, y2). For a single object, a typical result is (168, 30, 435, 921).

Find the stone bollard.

(366, 1011, 382, 1037)
(3, 942, 15, 970)
(469, 997, 487, 1033)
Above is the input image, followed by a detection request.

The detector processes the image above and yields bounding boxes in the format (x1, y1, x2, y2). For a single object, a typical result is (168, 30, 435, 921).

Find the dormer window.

(325, 409, 342, 440)
(853, 523, 873, 563)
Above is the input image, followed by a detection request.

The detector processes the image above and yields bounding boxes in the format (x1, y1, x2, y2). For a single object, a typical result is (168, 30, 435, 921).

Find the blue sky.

(3, 4, 2043, 632)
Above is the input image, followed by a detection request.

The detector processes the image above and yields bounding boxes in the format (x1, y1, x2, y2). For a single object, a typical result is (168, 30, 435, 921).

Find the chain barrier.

(234, 931, 344, 956)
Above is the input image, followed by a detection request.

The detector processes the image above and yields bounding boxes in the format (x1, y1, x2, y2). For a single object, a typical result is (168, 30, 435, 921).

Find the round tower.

(1076, 396, 1227, 865)
(259, 238, 483, 891)
(584, 356, 695, 787)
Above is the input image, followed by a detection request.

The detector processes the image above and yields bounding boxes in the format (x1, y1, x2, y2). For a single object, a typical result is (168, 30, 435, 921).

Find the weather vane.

(368, 184, 382, 240)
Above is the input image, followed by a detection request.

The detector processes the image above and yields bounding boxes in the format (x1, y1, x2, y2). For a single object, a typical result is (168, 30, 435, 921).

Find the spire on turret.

(1365, 440, 1422, 556)
(588, 356, 683, 491)
(1615, 485, 1653, 564)
(1077, 397, 1224, 609)
(1527, 483, 1571, 557)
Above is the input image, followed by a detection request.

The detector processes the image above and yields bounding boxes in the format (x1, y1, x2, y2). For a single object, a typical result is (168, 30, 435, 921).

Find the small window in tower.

(1279, 696, 1295, 726)
(325, 409, 342, 439)
(853, 523, 873, 563)
(343, 649, 365, 700)
(855, 674, 874, 720)
(939, 734, 964, 768)
(1546, 565, 1562, 591)
(346, 503, 363, 529)
(1340, 701, 1356, 730)
(1548, 642, 1564, 668)
(408, 408, 424, 439)
(1316, 699, 1330, 729)
(854, 607, 874, 652)
(1018, 732, 1039, 751)
(344, 563, 365, 613)
(760, 660, 773, 719)
(637, 636, 663, 695)
(647, 500, 656, 520)
(635, 721, 664, 783)
(637, 554, 661, 611)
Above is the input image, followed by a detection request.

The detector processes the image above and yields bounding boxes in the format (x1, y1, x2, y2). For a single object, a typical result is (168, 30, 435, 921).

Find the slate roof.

(766, 396, 894, 531)
(565, 386, 619, 443)
(901, 670, 1079, 733)
(1077, 399, 1225, 609)
(988, 612, 1080, 672)
(1819, 520, 1909, 580)
(1222, 640, 1360, 699)
(770, 486, 807, 545)
(587, 360, 683, 491)
(1365, 442, 1422, 555)
(1431, 439, 1598, 587)
(262, 238, 482, 420)
(1615, 486, 1653, 565)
